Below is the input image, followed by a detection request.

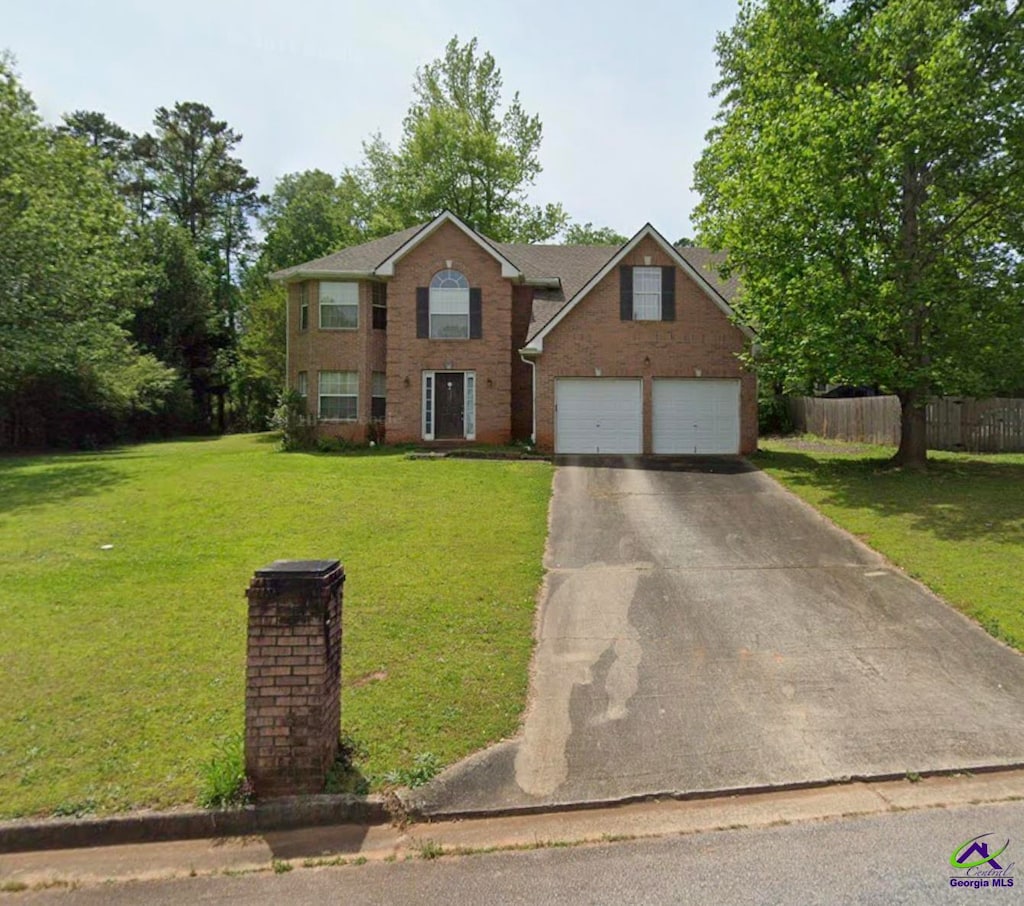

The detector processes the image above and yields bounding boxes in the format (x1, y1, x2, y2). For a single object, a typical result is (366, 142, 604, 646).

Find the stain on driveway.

(412, 458, 1024, 816)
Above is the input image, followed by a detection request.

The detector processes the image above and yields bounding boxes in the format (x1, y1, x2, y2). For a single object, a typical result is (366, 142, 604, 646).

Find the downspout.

(519, 348, 538, 446)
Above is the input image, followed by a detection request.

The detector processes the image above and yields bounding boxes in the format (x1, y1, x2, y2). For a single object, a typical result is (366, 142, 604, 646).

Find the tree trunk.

(892, 389, 928, 469)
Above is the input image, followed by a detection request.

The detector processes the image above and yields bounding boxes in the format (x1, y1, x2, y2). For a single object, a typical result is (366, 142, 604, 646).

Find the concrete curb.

(404, 762, 1024, 823)
(2, 764, 1022, 858)
(0, 794, 388, 854)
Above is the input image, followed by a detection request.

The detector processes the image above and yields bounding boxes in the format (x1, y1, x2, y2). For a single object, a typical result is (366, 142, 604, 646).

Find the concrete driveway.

(412, 458, 1024, 816)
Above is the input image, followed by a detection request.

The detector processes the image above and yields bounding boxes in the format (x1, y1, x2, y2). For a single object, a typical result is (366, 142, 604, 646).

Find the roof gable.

(375, 211, 522, 279)
(523, 224, 753, 350)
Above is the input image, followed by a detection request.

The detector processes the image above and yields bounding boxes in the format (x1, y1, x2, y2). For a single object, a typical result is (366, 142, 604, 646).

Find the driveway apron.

(412, 458, 1024, 816)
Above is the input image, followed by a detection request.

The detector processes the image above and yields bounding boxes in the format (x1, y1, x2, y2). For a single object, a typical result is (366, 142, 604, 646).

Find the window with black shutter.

(620, 266, 633, 321)
(660, 266, 676, 321)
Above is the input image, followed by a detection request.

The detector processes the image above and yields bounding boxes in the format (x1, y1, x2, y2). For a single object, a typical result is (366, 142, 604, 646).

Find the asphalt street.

(16, 800, 1023, 905)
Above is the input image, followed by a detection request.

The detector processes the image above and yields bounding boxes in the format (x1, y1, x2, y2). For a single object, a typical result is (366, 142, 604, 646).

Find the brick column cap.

(255, 559, 340, 579)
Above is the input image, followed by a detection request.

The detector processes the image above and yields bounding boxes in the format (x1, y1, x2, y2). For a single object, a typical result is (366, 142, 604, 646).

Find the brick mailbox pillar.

(244, 559, 345, 797)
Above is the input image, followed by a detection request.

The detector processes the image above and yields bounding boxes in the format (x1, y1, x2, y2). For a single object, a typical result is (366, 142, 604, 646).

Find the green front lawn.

(756, 437, 1024, 651)
(0, 435, 552, 818)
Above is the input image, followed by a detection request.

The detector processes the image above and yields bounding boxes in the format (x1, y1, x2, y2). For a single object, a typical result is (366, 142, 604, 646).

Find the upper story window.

(429, 269, 470, 339)
(632, 267, 662, 320)
(299, 283, 309, 330)
(620, 265, 675, 322)
(372, 282, 387, 330)
(319, 281, 358, 329)
(416, 271, 482, 339)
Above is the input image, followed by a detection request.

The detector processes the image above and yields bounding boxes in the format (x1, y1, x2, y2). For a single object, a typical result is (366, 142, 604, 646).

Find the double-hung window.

(319, 282, 358, 329)
(296, 371, 308, 400)
(429, 270, 470, 339)
(371, 372, 386, 420)
(372, 283, 387, 330)
(299, 283, 309, 330)
(319, 371, 358, 420)
(632, 267, 662, 320)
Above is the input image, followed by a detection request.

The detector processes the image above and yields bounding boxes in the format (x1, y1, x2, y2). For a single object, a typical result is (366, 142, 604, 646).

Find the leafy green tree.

(57, 110, 132, 164)
(133, 219, 218, 426)
(0, 57, 173, 447)
(694, 0, 1024, 467)
(139, 102, 260, 338)
(257, 169, 369, 274)
(57, 110, 159, 222)
(358, 36, 566, 242)
(563, 222, 627, 245)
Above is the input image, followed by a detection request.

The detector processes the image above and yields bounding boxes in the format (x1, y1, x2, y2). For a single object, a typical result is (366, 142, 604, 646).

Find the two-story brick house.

(273, 210, 756, 454)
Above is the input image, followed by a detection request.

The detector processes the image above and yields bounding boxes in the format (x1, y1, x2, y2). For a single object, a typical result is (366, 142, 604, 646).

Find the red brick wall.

(533, 236, 757, 454)
(286, 280, 387, 443)
(384, 221, 514, 444)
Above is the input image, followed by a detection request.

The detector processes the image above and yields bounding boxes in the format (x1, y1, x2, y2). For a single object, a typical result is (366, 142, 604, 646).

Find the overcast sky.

(7, 0, 740, 242)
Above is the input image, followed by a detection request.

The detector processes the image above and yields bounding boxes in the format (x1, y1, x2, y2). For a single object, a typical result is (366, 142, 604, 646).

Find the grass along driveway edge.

(755, 437, 1024, 652)
(0, 435, 552, 818)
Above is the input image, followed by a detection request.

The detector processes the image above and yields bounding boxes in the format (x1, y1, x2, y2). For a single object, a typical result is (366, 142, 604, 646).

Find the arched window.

(429, 269, 470, 338)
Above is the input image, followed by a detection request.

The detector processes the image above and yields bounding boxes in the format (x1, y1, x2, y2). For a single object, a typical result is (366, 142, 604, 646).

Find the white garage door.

(555, 379, 642, 454)
(653, 379, 740, 454)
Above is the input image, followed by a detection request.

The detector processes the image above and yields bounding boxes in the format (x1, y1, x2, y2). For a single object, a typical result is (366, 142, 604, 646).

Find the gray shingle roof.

(270, 223, 738, 342)
(269, 224, 425, 280)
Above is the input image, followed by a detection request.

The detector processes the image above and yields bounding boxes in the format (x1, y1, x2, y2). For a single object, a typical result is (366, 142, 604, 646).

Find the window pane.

(319, 282, 359, 304)
(372, 372, 386, 397)
(430, 269, 468, 289)
(430, 314, 470, 338)
(297, 372, 308, 397)
(320, 396, 357, 420)
(633, 293, 661, 320)
(429, 287, 470, 315)
(372, 286, 387, 330)
(465, 373, 475, 437)
(320, 371, 342, 395)
(371, 397, 386, 420)
(633, 267, 661, 293)
(321, 302, 358, 328)
(320, 371, 357, 395)
(633, 267, 662, 321)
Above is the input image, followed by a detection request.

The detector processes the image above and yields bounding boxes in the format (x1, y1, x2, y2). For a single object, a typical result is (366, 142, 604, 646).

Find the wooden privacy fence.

(787, 396, 1024, 452)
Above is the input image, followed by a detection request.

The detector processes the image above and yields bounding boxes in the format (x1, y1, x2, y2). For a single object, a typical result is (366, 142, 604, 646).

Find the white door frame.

(422, 370, 476, 441)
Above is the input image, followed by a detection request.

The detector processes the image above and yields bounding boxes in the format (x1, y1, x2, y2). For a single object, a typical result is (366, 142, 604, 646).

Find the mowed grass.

(756, 436, 1024, 651)
(0, 435, 552, 818)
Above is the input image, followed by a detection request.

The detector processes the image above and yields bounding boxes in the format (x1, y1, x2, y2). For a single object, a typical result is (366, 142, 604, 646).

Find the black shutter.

(620, 266, 633, 321)
(416, 287, 429, 338)
(661, 266, 676, 321)
(469, 288, 482, 339)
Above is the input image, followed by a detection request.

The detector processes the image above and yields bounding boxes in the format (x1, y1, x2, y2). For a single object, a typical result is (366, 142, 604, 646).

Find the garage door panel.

(653, 379, 740, 454)
(556, 379, 642, 454)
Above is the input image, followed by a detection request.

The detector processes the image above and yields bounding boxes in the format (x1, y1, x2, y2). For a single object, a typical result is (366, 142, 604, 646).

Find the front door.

(435, 372, 465, 439)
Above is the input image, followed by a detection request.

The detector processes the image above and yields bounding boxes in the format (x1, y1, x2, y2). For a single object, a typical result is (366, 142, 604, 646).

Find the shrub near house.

(274, 211, 757, 456)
